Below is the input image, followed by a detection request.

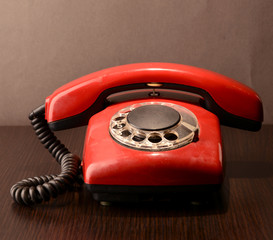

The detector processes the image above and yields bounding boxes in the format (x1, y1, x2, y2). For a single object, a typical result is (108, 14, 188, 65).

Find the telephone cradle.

(10, 63, 263, 206)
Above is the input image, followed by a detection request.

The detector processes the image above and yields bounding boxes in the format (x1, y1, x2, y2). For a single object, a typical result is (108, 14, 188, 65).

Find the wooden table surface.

(0, 125, 272, 240)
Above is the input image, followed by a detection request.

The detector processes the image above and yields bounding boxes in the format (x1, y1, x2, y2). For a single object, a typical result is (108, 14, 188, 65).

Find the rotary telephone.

(11, 63, 263, 206)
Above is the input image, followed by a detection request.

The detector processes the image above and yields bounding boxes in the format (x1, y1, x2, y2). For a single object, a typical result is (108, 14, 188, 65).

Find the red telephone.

(11, 63, 263, 205)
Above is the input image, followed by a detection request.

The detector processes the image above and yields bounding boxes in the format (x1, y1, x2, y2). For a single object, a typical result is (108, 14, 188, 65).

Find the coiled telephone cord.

(10, 105, 83, 206)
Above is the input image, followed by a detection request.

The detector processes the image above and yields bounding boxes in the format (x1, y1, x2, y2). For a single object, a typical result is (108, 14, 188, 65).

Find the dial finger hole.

(121, 130, 131, 137)
(148, 134, 162, 143)
(164, 132, 178, 141)
(132, 134, 146, 142)
(114, 116, 125, 121)
(113, 123, 125, 129)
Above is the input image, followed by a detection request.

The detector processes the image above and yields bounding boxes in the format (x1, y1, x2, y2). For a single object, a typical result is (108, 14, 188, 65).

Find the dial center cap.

(127, 105, 181, 131)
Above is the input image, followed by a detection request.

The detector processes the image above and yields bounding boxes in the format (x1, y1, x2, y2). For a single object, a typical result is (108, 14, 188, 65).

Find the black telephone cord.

(10, 105, 83, 206)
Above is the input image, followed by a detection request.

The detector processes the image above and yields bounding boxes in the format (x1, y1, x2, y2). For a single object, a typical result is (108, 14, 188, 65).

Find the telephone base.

(87, 184, 222, 203)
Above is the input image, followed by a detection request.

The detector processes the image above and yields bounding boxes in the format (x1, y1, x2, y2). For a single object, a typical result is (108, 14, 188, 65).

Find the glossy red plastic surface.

(45, 63, 263, 123)
(82, 99, 223, 186)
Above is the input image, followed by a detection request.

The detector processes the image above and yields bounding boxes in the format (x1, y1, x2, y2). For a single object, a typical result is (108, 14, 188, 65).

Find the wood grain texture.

(0, 125, 272, 240)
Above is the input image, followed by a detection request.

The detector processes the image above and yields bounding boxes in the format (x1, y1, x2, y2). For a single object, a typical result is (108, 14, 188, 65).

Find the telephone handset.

(11, 63, 263, 205)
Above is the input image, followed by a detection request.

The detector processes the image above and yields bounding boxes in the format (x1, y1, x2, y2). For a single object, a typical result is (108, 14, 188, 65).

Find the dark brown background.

(0, 0, 272, 125)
